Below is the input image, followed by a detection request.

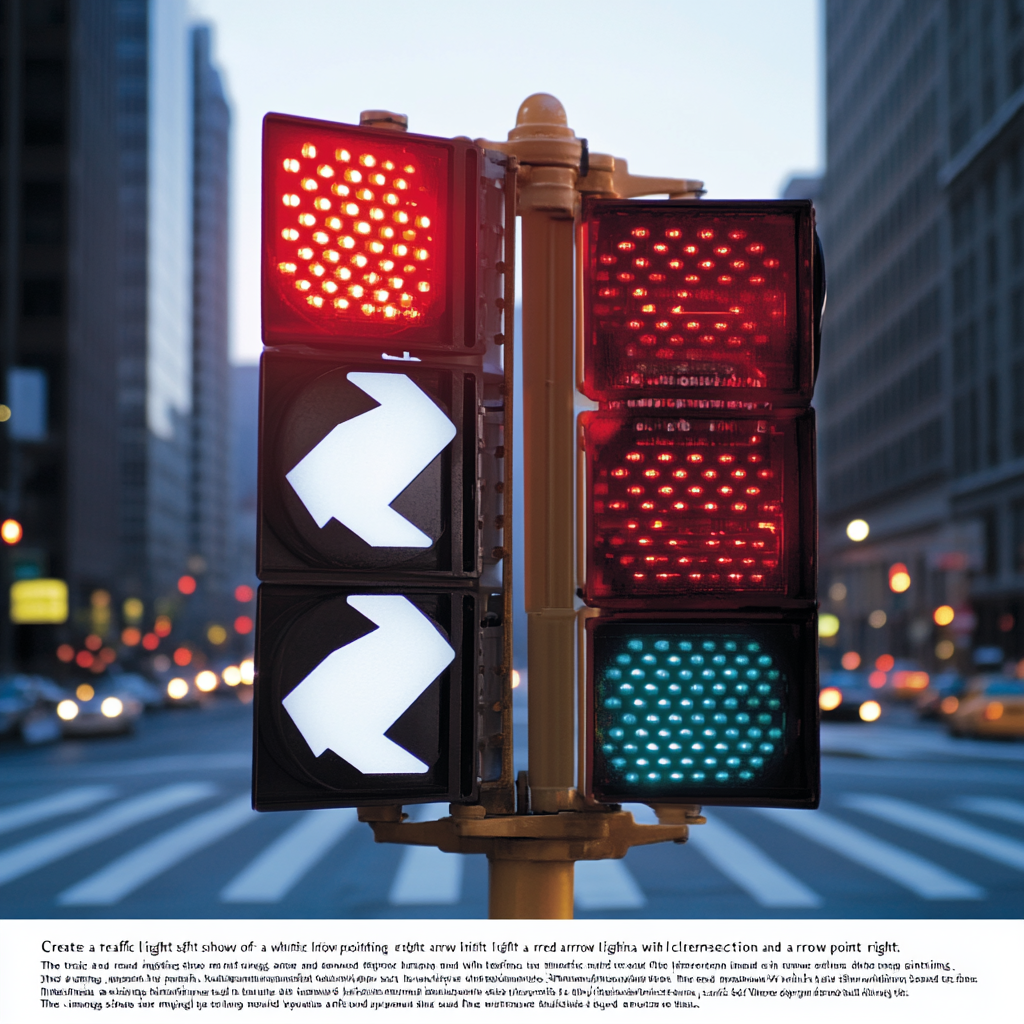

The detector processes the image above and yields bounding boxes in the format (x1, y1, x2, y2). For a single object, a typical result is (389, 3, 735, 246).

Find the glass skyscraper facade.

(0, 0, 231, 671)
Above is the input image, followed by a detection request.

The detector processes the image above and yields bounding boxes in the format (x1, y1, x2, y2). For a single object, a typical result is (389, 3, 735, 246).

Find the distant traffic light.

(580, 199, 821, 809)
(255, 113, 513, 810)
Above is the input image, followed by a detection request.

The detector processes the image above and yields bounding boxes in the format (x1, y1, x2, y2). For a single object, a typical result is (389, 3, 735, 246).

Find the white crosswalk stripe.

(0, 783, 215, 887)
(0, 787, 116, 836)
(388, 804, 463, 906)
(0, 783, 1012, 912)
(574, 859, 646, 910)
(220, 808, 358, 903)
(755, 808, 984, 900)
(843, 794, 1024, 871)
(687, 815, 823, 907)
(955, 796, 1024, 826)
(58, 794, 256, 905)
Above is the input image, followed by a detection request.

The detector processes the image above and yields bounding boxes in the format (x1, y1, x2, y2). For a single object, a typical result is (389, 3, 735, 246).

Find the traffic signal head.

(257, 347, 491, 583)
(586, 613, 819, 807)
(254, 584, 479, 809)
(262, 112, 484, 353)
(578, 199, 816, 404)
(579, 197, 820, 810)
(581, 408, 815, 608)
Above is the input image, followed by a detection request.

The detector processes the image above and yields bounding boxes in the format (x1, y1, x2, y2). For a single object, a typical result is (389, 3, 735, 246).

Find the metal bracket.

(367, 808, 692, 861)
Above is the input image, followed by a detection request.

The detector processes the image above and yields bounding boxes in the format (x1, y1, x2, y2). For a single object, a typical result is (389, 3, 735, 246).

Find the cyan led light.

(595, 634, 785, 788)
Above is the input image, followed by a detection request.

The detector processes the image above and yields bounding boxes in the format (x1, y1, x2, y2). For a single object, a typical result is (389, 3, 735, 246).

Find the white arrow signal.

(285, 372, 456, 548)
(281, 595, 454, 774)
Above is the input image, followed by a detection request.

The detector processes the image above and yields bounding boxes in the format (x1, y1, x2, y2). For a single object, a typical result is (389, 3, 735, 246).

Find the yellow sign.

(10, 578, 68, 624)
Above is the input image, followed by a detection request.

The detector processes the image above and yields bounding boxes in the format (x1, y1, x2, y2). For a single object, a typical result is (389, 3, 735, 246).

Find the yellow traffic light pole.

(364, 95, 705, 919)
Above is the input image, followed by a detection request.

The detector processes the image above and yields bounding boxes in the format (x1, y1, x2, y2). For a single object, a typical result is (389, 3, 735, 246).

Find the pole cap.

(359, 110, 408, 132)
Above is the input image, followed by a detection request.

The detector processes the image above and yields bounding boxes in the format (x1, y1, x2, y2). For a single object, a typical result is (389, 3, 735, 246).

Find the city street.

(0, 694, 1021, 920)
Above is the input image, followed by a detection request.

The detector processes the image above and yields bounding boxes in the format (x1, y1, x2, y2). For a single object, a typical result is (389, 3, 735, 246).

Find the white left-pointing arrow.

(285, 372, 456, 548)
(281, 595, 454, 774)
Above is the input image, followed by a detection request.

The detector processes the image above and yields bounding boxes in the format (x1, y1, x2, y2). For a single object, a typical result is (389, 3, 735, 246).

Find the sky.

(189, 0, 822, 364)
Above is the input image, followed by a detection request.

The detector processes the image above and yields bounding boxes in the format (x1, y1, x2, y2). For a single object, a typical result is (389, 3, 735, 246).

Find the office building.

(818, 0, 1023, 670)
(187, 23, 232, 634)
(0, 1, 231, 670)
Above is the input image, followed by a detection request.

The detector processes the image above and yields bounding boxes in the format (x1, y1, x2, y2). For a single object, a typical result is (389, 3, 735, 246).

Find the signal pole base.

(488, 858, 573, 919)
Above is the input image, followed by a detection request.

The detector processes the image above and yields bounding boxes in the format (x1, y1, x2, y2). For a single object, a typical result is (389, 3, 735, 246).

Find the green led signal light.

(587, 615, 819, 808)
(599, 635, 784, 786)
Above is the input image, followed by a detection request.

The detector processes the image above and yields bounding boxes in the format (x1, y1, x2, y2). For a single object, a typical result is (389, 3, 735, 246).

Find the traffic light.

(580, 199, 821, 808)
(255, 113, 513, 811)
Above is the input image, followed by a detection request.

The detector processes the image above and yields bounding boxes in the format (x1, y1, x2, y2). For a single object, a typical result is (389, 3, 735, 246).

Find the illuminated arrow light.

(286, 372, 455, 548)
(282, 595, 454, 774)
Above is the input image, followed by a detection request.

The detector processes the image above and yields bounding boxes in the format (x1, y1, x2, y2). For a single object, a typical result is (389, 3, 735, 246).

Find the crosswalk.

(0, 785, 1022, 913)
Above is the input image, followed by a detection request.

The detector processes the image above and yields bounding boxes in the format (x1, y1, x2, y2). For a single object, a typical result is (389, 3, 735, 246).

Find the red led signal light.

(581, 409, 815, 608)
(579, 199, 816, 404)
(263, 113, 482, 353)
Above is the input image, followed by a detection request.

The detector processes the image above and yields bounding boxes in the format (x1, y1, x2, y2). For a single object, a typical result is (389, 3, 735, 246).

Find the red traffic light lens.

(581, 409, 814, 607)
(580, 200, 814, 402)
(263, 114, 454, 346)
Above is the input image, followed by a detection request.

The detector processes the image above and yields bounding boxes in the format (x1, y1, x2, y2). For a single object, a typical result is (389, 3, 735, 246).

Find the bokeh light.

(846, 519, 869, 542)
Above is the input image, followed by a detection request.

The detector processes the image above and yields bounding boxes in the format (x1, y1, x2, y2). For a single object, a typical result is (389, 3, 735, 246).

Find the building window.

(953, 256, 977, 316)
(954, 390, 980, 475)
(22, 59, 66, 147)
(21, 279, 63, 317)
(983, 509, 1000, 576)
(953, 322, 978, 377)
(1012, 45, 1024, 90)
(1013, 500, 1024, 573)
(987, 374, 1001, 466)
(987, 233, 1000, 286)
(952, 195, 975, 247)
(22, 182, 64, 245)
(1014, 287, 1024, 345)
(1013, 361, 1024, 456)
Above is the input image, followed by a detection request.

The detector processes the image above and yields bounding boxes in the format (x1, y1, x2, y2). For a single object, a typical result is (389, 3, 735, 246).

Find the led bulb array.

(595, 635, 785, 786)
(271, 135, 444, 328)
(588, 417, 786, 601)
(581, 207, 811, 401)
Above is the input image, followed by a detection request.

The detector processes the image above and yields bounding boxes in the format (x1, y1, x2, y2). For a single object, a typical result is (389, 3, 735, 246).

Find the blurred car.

(947, 679, 1024, 739)
(915, 672, 966, 719)
(57, 681, 143, 736)
(0, 674, 65, 744)
(933, 673, 1006, 723)
(819, 671, 884, 723)
(106, 671, 164, 710)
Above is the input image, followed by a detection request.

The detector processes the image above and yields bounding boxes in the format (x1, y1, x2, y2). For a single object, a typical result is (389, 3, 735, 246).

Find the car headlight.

(57, 699, 79, 721)
(858, 700, 881, 722)
(195, 670, 218, 693)
(167, 678, 189, 700)
(100, 697, 123, 718)
(819, 687, 842, 711)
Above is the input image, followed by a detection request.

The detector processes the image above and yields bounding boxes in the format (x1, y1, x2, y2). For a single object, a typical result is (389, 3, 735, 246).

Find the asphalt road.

(0, 694, 1021, 919)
